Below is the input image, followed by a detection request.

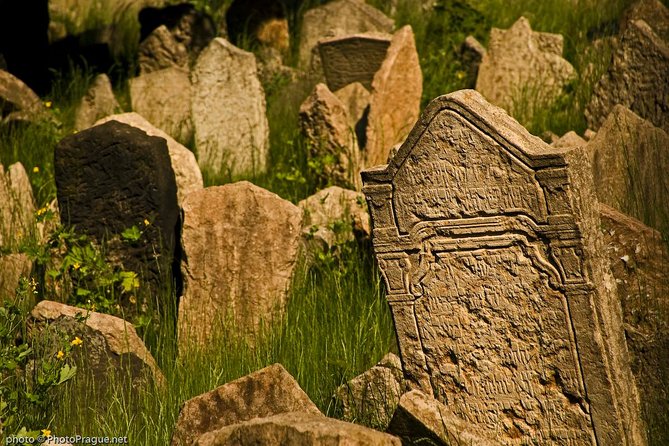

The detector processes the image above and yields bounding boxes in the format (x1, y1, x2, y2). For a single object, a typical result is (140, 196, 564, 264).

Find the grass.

(1, 0, 668, 444)
(32, 242, 395, 443)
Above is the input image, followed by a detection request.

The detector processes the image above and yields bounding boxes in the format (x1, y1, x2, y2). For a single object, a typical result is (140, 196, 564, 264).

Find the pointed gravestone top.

(362, 90, 646, 445)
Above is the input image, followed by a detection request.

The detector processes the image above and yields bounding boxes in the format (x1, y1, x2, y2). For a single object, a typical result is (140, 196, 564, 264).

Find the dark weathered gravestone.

(318, 32, 392, 92)
(55, 120, 178, 285)
(362, 90, 646, 445)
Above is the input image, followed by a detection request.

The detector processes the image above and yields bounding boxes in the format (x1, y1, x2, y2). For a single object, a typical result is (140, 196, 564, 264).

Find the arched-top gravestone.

(362, 90, 645, 445)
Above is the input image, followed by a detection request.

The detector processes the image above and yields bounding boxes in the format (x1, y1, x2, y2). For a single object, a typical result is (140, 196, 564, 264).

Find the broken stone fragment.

(387, 390, 502, 445)
(194, 411, 402, 446)
(0, 69, 47, 124)
(171, 363, 321, 446)
(138, 24, 189, 75)
(299, 186, 370, 259)
(30, 300, 165, 388)
(334, 353, 403, 429)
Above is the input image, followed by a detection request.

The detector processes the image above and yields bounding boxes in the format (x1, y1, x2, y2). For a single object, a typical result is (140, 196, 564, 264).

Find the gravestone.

(130, 66, 193, 144)
(0, 254, 32, 300)
(55, 120, 179, 286)
(0, 162, 36, 249)
(299, 83, 360, 189)
(298, 0, 394, 69)
(599, 204, 669, 445)
(139, 3, 217, 63)
(138, 24, 189, 75)
(95, 112, 203, 205)
(585, 19, 669, 132)
(364, 25, 422, 168)
(74, 73, 120, 131)
(362, 90, 645, 445)
(476, 17, 575, 116)
(192, 38, 269, 176)
(586, 105, 669, 234)
(318, 32, 392, 92)
(178, 182, 302, 351)
(621, 0, 669, 42)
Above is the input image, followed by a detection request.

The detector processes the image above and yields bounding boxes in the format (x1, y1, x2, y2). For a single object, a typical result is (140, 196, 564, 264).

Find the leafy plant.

(0, 297, 77, 437)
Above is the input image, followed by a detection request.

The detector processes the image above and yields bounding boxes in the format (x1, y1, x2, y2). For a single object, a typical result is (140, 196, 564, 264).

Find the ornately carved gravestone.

(362, 90, 646, 445)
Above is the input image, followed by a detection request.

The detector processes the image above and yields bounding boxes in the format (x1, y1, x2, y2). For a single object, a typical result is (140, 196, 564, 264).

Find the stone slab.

(362, 89, 645, 445)
(318, 32, 392, 92)
(364, 25, 422, 168)
(178, 182, 302, 351)
(191, 38, 269, 176)
(585, 19, 669, 132)
(171, 363, 320, 446)
(129, 66, 193, 145)
(600, 204, 669, 445)
(476, 17, 575, 115)
(95, 112, 203, 205)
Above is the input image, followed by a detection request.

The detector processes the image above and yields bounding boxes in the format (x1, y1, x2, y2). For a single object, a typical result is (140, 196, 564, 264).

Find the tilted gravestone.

(362, 90, 646, 445)
(55, 120, 179, 286)
(585, 19, 669, 132)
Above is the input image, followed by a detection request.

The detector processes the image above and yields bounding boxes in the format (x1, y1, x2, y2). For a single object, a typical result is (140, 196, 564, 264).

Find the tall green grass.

(45, 241, 395, 443)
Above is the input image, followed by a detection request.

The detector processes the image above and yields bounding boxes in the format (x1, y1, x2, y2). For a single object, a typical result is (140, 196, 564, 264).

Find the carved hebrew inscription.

(393, 111, 547, 233)
(416, 243, 593, 444)
(363, 91, 646, 446)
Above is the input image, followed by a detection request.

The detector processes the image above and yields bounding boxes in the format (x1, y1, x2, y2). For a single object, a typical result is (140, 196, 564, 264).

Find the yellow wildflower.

(32, 166, 40, 173)
(44, 101, 52, 108)
(129, 295, 137, 304)
(455, 70, 466, 80)
(143, 219, 150, 226)
(42, 429, 51, 437)
(73, 262, 81, 270)
(56, 350, 64, 360)
(71, 336, 83, 346)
